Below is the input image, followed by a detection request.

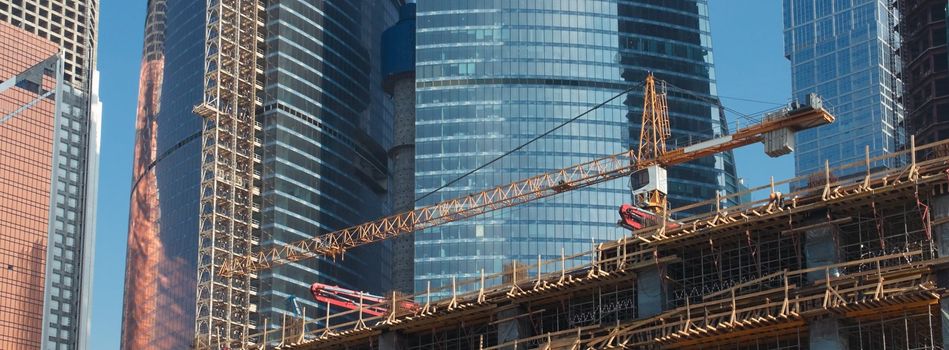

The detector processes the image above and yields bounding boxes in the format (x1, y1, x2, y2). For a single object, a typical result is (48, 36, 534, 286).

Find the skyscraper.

(121, 0, 399, 346)
(414, 0, 738, 294)
(256, 0, 397, 326)
(0, 1, 100, 348)
(0, 21, 61, 350)
(783, 0, 903, 177)
(898, 0, 948, 151)
(122, 0, 204, 348)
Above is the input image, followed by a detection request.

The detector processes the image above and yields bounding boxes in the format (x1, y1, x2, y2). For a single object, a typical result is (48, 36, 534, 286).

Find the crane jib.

(221, 88, 835, 278)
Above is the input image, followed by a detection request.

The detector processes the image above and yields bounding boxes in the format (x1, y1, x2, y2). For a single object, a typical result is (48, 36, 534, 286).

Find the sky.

(90, 0, 142, 348)
(88, 1, 793, 348)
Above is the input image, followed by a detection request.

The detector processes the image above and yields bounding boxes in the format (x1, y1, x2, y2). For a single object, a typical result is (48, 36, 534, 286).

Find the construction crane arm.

(222, 149, 640, 276)
(658, 100, 832, 166)
(221, 97, 834, 278)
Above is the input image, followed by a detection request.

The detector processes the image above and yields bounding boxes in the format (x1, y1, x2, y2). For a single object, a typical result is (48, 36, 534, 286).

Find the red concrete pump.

(310, 283, 418, 317)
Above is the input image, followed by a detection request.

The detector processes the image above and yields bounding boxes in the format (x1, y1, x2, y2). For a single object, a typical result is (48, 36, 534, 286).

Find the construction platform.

(244, 139, 949, 350)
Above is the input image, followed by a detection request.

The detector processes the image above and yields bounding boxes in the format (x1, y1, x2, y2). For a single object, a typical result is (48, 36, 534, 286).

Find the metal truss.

(192, 0, 264, 347)
(0, 53, 62, 126)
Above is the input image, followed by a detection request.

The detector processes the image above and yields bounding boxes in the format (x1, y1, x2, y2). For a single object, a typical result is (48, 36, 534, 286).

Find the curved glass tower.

(122, 0, 399, 345)
(414, 0, 738, 293)
(122, 0, 206, 349)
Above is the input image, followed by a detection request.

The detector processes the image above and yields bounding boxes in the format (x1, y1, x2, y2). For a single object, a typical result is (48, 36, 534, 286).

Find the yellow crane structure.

(217, 74, 834, 281)
(634, 75, 672, 215)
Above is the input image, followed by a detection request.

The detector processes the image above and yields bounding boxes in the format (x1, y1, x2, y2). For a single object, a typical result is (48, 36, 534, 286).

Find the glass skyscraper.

(123, 0, 400, 345)
(414, 0, 737, 294)
(898, 0, 948, 149)
(122, 0, 206, 348)
(257, 0, 397, 325)
(783, 0, 903, 177)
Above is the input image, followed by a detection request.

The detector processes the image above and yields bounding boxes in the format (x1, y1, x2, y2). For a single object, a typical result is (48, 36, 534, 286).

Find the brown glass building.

(0, 22, 58, 350)
(900, 0, 949, 148)
(121, 0, 191, 348)
(0, 0, 101, 348)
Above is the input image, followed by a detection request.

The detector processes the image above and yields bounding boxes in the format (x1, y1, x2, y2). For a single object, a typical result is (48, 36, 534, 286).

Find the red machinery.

(310, 283, 418, 317)
(617, 203, 679, 231)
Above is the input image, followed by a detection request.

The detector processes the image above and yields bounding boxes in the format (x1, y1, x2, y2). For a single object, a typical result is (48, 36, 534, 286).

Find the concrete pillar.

(497, 307, 532, 349)
(383, 3, 417, 295)
(388, 77, 416, 294)
(804, 224, 840, 282)
(942, 299, 949, 349)
(801, 222, 847, 348)
(379, 331, 407, 350)
(637, 266, 665, 318)
(809, 317, 848, 350)
(931, 195, 949, 347)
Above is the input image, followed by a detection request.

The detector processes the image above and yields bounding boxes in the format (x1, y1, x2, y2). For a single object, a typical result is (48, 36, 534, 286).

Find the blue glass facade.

(784, 0, 903, 177)
(257, 0, 398, 325)
(415, 0, 737, 294)
(121, 0, 206, 348)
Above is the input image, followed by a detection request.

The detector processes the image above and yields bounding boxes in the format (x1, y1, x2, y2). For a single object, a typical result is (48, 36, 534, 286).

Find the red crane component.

(617, 203, 679, 231)
(310, 283, 418, 317)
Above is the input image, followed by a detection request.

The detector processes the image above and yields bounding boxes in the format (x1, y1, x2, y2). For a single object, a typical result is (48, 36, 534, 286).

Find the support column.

(497, 307, 532, 350)
(809, 317, 848, 350)
(802, 221, 847, 348)
(382, 3, 417, 295)
(931, 195, 949, 347)
(637, 265, 666, 318)
(804, 224, 840, 282)
(379, 331, 407, 350)
(387, 77, 416, 294)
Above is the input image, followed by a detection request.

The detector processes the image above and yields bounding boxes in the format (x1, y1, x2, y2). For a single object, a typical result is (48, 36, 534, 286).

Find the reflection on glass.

(414, 1, 738, 296)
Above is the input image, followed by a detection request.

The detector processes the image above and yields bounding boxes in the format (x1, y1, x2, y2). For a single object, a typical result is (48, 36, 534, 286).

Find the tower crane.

(219, 74, 833, 278)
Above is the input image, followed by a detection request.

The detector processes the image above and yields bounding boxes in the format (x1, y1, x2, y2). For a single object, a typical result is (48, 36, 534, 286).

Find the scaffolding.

(239, 139, 949, 349)
(192, 0, 264, 347)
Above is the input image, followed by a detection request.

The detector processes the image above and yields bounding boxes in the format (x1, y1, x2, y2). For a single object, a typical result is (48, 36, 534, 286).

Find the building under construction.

(180, 1, 949, 347)
(235, 137, 949, 350)
(182, 65, 949, 348)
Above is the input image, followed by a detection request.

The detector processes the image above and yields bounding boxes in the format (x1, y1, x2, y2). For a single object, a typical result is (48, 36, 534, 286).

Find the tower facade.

(256, 0, 398, 327)
(121, 0, 205, 348)
(0, 1, 100, 348)
(122, 0, 400, 347)
(783, 0, 904, 176)
(898, 0, 948, 151)
(414, 0, 737, 294)
(0, 21, 61, 350)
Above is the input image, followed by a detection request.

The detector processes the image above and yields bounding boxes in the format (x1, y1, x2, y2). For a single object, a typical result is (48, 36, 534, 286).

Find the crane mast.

(634, 74, 672, 215)
(219, 77, 835, 278)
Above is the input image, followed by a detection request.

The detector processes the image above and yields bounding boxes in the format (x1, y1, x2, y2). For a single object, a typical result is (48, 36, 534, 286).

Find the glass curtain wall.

(414, 0, 736, 295)
(257, 0, 397, 326)
(784, 0, 903, 177)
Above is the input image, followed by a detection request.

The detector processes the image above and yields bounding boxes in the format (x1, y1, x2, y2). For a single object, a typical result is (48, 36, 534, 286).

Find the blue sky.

(89, 1, 792, 348)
